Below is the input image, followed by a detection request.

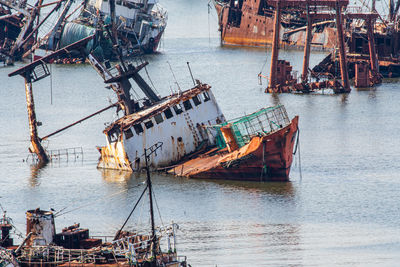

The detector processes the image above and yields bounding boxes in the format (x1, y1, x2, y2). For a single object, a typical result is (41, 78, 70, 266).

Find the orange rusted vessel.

(169, 105, 299, 182)
(213, 0, 341, 51)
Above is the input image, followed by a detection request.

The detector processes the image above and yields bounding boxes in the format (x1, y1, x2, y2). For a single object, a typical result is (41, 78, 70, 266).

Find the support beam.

(366, 17, 378, 74)
(268, 0, 281, 89)
(302, 2, 312, 82)
(335, 1, 350, 92)
(25, 79, 49, 163)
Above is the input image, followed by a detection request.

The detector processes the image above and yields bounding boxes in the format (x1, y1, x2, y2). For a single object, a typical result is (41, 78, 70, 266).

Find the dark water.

(1, 0, 400, 266)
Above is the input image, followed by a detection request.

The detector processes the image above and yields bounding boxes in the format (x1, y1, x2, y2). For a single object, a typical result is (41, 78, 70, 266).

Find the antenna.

(187, 62, 196, 86)
(167, 61, 181, 92)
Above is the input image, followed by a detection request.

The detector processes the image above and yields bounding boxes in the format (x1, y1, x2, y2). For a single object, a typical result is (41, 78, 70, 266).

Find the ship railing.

(345, 6, 369, 14)
(19, 245, 108, 264)
(90, 235, 114, 243)
(111, 224, 178, 258)
(214, 105, 291, 149)
(25, 147, 84, 164)
(47, 147, 84, 162)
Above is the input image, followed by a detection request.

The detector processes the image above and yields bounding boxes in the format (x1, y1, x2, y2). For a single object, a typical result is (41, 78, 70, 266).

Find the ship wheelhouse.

(100, 84, 225, 171)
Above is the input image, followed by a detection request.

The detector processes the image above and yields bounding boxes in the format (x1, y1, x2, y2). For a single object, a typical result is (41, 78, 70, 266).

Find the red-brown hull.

(214, 0, 336, 51)
(170, 116, 299, 182)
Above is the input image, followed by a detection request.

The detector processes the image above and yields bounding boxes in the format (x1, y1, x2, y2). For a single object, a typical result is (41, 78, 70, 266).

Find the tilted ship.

(169, 105, 299, 182)
(9, 35, 299, 182)
(36, 0, 167, 61)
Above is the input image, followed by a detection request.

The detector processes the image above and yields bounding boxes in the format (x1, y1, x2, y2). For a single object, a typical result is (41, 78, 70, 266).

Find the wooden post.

(25, 78, 49, 163)
(268, 0, 282, 89)
(335, 1, 350, 92)
(301, 2, 312, 82)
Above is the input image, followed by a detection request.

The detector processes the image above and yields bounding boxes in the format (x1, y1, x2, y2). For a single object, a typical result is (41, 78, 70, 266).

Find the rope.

(292, 127, 302, 181)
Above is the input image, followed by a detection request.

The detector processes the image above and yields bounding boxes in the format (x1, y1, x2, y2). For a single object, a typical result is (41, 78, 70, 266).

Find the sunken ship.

(213, 0, 339, 50)
(169, 105, 299, 182)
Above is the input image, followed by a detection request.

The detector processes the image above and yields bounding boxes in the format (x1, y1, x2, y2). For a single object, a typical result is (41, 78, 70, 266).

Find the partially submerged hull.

(97, 84, 225, 171)
(170, 116, 299, 181)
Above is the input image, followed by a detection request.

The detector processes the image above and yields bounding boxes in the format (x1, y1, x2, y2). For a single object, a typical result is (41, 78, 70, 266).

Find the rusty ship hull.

(169, 106, 299, 182)
(214, 0, 337, 51)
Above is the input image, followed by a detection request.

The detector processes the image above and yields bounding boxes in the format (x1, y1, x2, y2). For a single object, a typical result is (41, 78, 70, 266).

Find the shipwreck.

(0, 145, 189, 266)
(9, 28, 300, 182)
(36, 0, 167, 61)
(213, 0, 340, 50)
(168, 105, 299, 182)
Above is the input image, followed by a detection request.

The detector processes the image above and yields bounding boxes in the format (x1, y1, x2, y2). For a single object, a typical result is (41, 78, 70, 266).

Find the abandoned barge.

(168, 105, 299, 182)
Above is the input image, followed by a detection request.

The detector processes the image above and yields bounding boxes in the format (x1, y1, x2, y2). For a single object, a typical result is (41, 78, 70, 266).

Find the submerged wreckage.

(0, 147, 189, 266)
(9, 32, 299, 181)
(1, 0, 167, 65)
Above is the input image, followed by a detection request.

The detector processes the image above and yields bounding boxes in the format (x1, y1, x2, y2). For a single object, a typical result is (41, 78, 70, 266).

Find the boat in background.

(168, 105, 299, 182)
(212, 0, 338, 51)
(72, 0, 167, 54)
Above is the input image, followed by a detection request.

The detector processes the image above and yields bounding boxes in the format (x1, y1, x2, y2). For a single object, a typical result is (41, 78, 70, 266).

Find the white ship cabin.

(98, 83, 226, 171)
(87, 0, 158, 19)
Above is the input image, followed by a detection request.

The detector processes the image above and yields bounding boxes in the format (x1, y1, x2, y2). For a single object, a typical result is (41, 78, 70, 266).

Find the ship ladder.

(183, 112, 201, 147)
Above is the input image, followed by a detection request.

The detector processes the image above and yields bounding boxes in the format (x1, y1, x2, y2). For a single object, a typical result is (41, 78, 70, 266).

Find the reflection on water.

(180, 221, 302, 266)
(100, 168, 137, 183)
(29, 161, 48, 187)
(205, 179, 296, 198)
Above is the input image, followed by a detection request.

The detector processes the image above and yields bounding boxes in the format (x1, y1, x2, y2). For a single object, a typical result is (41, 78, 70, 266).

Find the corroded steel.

(26, 209, 55, 246)
(335, 1, 350, 92)
(214, 0, 348, 51)
(25, 80, 49, 163)
(301, 2, 312, 82)
(220, 124, 239, 152)
(170, 115, 299, 182)
(269, 0, 282, 89)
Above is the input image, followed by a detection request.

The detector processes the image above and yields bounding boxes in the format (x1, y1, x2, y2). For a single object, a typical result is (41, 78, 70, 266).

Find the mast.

(143, 142, 163, 263)
(25, 77, 49, 163)
(144, 148, 156, 262)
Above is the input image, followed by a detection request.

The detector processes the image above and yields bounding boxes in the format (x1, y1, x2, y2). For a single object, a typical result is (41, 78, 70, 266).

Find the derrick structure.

(266, 0, 380, 93)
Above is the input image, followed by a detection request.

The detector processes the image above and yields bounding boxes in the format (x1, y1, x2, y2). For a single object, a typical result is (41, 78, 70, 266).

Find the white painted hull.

(98, 85, 225, 171)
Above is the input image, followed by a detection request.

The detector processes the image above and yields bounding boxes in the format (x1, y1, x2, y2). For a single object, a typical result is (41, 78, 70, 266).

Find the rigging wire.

(55, 182, 144, 218)
(208, 0, 212, 46)
(167, 61, 181, 92)
(114, 185, 148, 239)
(152, 188, 165, 228)
(143, 64, 160, 96)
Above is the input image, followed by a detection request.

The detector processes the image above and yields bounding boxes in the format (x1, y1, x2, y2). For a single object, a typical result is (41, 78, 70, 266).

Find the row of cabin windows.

(123, 92, 211, 139)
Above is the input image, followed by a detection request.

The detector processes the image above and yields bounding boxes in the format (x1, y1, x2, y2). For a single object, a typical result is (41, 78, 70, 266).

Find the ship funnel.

(220, 124, 239, 153)
(26, 209, 56, 246)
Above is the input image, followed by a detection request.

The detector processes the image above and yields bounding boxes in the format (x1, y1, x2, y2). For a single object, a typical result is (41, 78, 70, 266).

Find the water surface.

(1, 0, 400, 266)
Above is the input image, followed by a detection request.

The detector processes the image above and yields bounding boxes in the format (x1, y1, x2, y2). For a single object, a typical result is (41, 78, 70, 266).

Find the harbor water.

(1, 0, 400, 265)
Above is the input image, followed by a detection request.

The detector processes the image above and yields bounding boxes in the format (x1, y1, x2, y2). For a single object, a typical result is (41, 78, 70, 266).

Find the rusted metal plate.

(169, 115, 299, 182)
